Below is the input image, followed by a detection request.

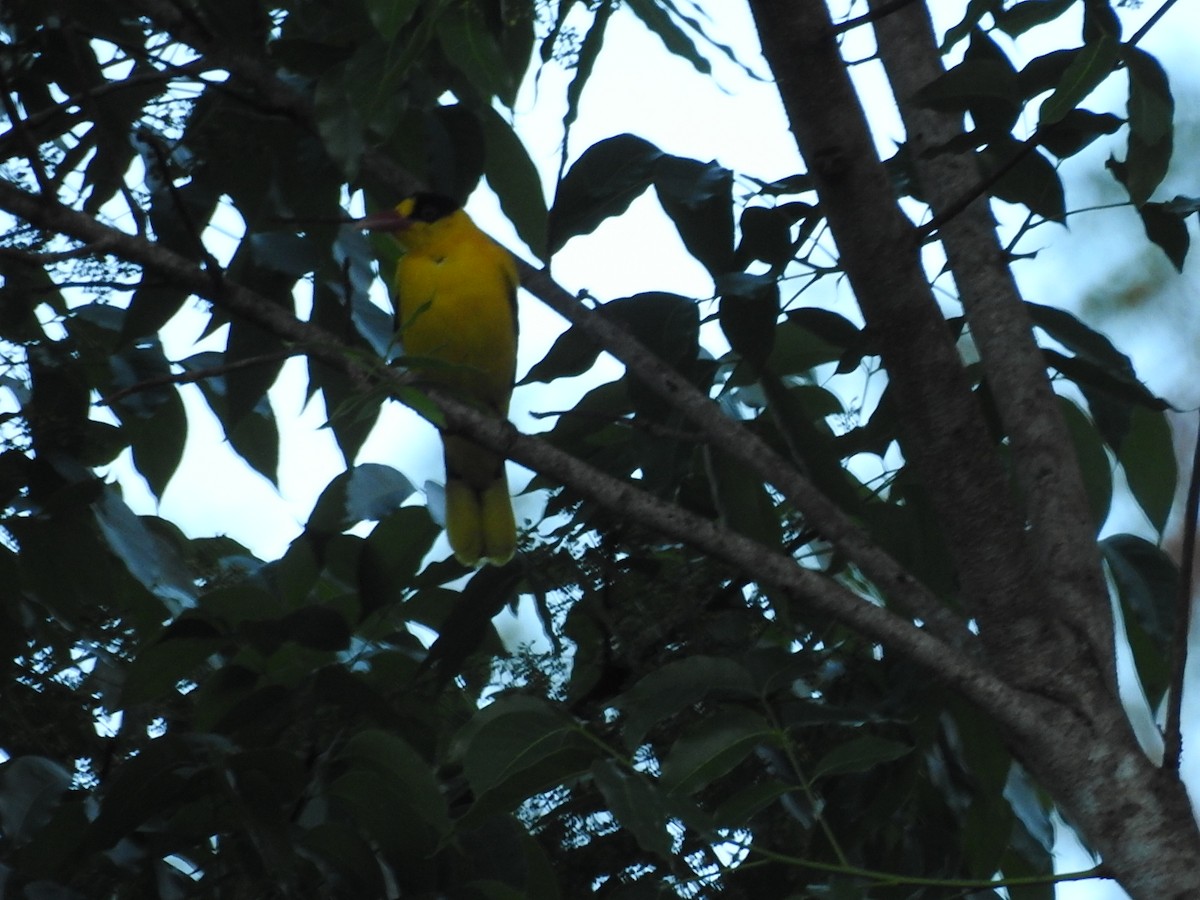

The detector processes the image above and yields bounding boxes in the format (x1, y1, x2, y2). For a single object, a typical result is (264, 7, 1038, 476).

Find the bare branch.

(517, 261, 971, 647)
(98, 350, 300, 406)
(0, 176, 1026, 725)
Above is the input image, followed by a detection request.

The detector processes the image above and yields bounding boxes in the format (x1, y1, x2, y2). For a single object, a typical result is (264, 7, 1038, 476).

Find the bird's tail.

(442, 434, 516, 566)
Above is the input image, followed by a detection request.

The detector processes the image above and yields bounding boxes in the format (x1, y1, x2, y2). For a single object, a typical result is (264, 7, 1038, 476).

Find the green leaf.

(1123, 46, 1173, 146)
(94, 488, 197, 612)
(736, 205, 797, 272)
(123, 629, 225, 706)
(914, 57, 1020, 138)
(1028, 302, 1165, 424)
(616, 656, 756, 749)
(812, 735, 912, 780)
(457, 696, 598, 824)
(224, 317, 287, 426)
(549, 134, 662, 253)
(981, 140, 1065, 222)
(717, 273, 778, 369)
(1038, 109, 1122, 160)
(0, 757, 72, 845)
(660, 707, 774, 796)
(1104, 533, 1178, 645)
(308, 463, 416, 535)
(1037, 35, 1118, 126)
(1058, 398, 1112, 531)
(247, 230, 319, 277)
(994, 0, 1075, 36)
(481, 107, 548, 260)
(624, 0, 711, 75)
(1044, 350, 1165, 439)
(711, 779, 795, 827)
(127, 383, 187, 498)
(519, 323, 602, 385)
(227, 397, 280, 485)
(1137, 201, 1189, 272)
(759, 315, 844, 376)
(608, 292, 701, 412)
(590, 760, 673, 860)
(1121, 46, 1174, 205)
(313, 72, 366, 180)
(941, 0, 1001, 51)
(301, 822, 387, 898)
(346, 462, 416, 521)
(1082, 0, 1121, 42)
(121, 281, 191, 343)
(758, 376, 862, 515)
(1101, 533, 1177, 705)
(704, 444, 781, 548)
(358, 506, 441, 611)
(328, 769, 440, 864)
(310, 359, 386, 464)
(340, 729, 451, 837)
(280, 605, 351, 651)
(561, 0, 614, 138)
(1017, 49, 1079, 99)
(437, 2, 518, 107)
(524, 293, 699, 395)
(420, 564, 523, 686)
(653, 155, 735, 276)
(364, 0, 419, 39)
(1119, 406, 1177, 534)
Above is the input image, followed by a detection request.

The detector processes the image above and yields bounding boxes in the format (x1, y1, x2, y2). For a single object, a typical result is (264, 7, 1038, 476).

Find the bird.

(360, 193, 519, 566)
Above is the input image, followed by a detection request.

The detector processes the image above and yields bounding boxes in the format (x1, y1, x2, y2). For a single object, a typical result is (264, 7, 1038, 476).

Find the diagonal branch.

(93, 0, 972, 648)
(0, 176, 1032, 729)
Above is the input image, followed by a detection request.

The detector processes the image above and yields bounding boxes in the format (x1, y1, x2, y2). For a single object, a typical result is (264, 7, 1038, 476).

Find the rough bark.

(866, 0, 1117, 694)
(743, 1, 1200, 895)
(743, 0, 1046, 678)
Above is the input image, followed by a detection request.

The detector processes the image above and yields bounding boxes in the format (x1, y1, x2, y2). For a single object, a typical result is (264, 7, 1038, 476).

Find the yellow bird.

(361, 193, 519, 566)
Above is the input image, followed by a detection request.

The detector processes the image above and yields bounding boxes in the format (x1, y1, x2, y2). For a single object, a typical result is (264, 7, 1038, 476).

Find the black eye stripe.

(410, 192, 461, 222)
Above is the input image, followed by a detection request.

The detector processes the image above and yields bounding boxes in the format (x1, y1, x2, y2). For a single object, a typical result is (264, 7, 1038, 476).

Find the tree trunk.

(745, 0, 1200, 895)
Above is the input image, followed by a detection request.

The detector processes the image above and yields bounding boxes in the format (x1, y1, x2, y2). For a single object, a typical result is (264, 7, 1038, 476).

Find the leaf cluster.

(0, 0, 1190, 897)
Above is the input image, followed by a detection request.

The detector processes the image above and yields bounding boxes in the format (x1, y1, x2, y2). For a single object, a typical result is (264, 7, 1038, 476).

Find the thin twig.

(917, 0, 1173, 237)
(0, 241, 115, 263)
(1129, 0, 1181, 47)
(918, 134, 1040, 238)
(833, 0, 922, 35)
(1163, 409, 1200, 773)
(0, 69, 52, 193)
(97, 350, 300, 406)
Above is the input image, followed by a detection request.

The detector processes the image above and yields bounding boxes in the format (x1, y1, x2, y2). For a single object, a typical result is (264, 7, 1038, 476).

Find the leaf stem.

(745, 840, 1108, 890)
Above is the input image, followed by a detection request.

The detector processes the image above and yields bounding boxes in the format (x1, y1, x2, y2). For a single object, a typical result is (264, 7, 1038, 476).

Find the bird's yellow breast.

(393, 210, 519, 413)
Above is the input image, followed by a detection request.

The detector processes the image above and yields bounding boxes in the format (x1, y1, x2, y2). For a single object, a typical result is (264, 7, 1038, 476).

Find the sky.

(96, 1, 1200, 896)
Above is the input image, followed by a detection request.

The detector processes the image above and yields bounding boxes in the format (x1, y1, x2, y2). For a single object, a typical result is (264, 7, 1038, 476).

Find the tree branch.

(744, 0, 1051, 684)
(75, 0, 969, 647)
(0, 176, 1032, 730)
(867, 0, 1116, 693)
(97, 350, 300, 406)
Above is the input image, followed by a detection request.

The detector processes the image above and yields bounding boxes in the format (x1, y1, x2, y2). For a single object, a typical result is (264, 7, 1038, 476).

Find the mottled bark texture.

(745, 1, 1200, 896)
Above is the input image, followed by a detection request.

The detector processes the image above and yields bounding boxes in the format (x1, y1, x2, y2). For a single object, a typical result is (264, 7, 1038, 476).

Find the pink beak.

(355, 208, 413, 232)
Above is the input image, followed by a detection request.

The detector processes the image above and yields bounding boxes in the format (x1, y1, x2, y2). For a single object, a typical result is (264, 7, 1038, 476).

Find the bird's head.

(356, 192, 462, 234)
